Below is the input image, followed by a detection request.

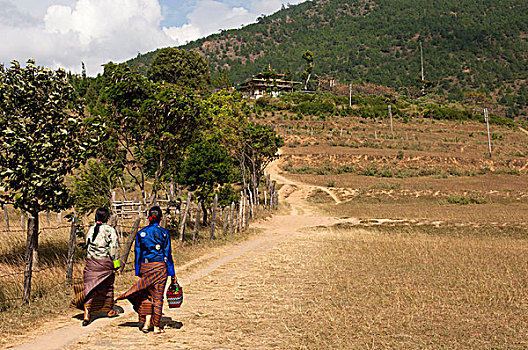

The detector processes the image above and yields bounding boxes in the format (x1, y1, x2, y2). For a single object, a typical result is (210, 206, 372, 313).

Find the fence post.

(238, 193, 244, 232)
(20, 213, 25, 230)
(245, 199, 250, 230)
(222, 207, 229, 236)
(3, 204, 9, 231)
(271, 182, 276, 210)
(66, 215, 78, 285)
(229, 202, 235, 235)
(388, 105, 394, 139)
(119, 218, 141, 273)
(193, 202, 201, 244)
(179, 192, 192, 247)
(210, 194, 218, 240)
(248, 190, 254, 219)
(23, 215, 38, 303)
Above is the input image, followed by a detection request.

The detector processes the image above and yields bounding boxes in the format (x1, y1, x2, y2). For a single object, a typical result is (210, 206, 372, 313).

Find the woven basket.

(166, 281, 183, 308)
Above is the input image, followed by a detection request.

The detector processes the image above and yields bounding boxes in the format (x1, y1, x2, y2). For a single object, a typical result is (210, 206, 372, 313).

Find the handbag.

(166, 281, 183, 308)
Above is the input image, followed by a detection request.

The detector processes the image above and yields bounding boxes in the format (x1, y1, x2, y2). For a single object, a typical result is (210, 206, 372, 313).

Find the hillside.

(127, 0, 528, 116)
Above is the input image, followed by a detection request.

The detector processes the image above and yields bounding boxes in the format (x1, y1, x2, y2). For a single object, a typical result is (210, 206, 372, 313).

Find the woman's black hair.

(148, 206, 162, 224)
(91, 207, 110, 244)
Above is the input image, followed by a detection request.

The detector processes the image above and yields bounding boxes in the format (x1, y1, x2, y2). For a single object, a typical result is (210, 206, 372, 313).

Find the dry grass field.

(276, 114, 528, 225)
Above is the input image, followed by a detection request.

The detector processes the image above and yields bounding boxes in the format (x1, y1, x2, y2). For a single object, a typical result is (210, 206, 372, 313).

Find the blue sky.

(0, 0, 306, 75)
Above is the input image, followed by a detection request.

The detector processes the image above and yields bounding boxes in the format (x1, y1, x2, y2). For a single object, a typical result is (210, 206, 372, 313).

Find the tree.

(70, 159, 121, 215)
(301, 50, 314, 91)
(147, 48, 211, 91)
(177, 135, 234, 224)
(0, 60, 98, 303)
(243, 123, 283, 201)
(204, 91, 252, 191)
(100, 63, 205, 203)
(212, 69, 232, 90)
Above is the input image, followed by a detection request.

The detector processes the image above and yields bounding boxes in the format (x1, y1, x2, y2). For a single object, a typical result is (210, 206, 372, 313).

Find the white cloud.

(163, 0, 256, 44)
(163, 0, 306, 46)
(0, 0, 308, 75)
(163, 24, 201, 46)
(1, 0, 176, 74)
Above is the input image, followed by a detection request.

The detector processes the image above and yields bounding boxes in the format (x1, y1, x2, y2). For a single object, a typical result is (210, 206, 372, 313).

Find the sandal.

(107, 309, 119, 318)
(153, 328, 166, 334)
(141, 327, 150, 333)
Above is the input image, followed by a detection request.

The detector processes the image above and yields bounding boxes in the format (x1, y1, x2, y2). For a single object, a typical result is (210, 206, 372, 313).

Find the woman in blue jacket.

(117, 206, 176, 334)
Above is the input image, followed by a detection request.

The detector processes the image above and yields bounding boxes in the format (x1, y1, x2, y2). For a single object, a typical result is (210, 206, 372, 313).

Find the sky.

(0, 0, 306, 75)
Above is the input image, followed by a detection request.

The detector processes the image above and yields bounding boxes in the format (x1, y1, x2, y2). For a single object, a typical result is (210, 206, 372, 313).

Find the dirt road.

(10, 159, 355, 350)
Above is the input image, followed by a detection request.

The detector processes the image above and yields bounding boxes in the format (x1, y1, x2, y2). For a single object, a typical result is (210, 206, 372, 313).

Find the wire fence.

(0, 182, 280, 305)
(0, 263, 137, 304)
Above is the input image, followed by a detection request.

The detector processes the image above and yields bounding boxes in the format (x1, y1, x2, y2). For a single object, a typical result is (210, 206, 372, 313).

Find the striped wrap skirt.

(116, 262, 168, 327)
(71, 257, 115, 312)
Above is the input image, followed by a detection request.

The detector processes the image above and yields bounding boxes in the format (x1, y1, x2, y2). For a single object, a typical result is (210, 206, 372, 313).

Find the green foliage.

(216, 184, 239, 207)
(423, 105, 515, 126)
(99, 63, 205, 198)
(445, 195, 486, 205)
(212, 69, 232, 89)
(70, 159, 120, 215)
(147, 47, 211, 91)
(177, 135, 234, 203)
(0, 60, 99, 214)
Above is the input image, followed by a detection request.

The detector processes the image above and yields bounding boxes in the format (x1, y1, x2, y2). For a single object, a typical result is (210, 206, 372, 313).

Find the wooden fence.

(0, 175, 280, 304)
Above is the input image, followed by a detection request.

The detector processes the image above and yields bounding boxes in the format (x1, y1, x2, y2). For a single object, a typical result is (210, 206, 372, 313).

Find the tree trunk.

(201, 201, 208, 226)
(304, 72, 312, 91)
(66, 215, 78, 284)
(120, 218, 141, 273)
(210, 194, 218, 240)
(31, 214, 39, 268)
(3, 205, 9, 231)
(178, 192, 192, 247)
(23, 212, 38, 304)
(193, 203, 201, 244)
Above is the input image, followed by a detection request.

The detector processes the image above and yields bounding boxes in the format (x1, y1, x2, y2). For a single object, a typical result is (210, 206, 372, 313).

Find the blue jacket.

(134, 223, 175, 277)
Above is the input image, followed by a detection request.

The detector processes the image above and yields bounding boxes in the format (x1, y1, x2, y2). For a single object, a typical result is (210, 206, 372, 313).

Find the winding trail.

(11, 156, 358, 350)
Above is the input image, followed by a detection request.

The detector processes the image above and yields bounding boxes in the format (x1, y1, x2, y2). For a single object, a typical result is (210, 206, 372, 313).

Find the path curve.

(268, 154, 343, 205)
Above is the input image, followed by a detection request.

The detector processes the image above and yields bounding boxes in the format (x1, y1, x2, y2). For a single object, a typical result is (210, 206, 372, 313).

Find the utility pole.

(349, 83, 352, 107)
(420, 41, 425, 95)
(484, 108, 492, 157)
(388, 105, 394, 139)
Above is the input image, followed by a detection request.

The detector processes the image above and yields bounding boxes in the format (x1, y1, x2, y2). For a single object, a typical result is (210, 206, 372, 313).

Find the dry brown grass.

(279, 224, 528, 349)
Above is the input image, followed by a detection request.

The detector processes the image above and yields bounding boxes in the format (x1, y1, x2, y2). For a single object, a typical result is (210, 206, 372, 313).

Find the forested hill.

(127, 0, 528, 115)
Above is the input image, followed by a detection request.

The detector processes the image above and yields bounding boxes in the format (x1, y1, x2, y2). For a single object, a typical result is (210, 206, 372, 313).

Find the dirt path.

(11, 158, 355, 350)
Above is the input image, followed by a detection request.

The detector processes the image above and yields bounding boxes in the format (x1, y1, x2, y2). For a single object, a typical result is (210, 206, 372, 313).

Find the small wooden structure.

(238, 73, 300, 99)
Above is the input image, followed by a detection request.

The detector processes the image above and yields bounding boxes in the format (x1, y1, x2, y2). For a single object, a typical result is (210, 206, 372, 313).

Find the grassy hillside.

(127, 0, 528, 116)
